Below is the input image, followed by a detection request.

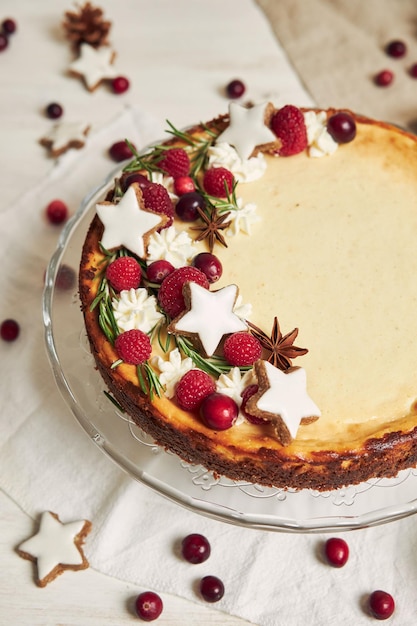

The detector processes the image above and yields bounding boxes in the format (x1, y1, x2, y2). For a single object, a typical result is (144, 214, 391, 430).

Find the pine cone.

(63, 2, 112, 51)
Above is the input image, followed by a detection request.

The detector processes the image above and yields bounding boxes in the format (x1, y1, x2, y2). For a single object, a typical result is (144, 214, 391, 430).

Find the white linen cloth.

(1, 105, 417, 626)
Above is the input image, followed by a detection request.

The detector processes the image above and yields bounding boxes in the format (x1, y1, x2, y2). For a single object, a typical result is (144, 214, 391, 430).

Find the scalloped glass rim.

(42, 158, 417, 534)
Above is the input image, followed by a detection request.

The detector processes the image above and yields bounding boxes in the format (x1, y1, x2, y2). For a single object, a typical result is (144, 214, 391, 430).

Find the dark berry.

(327, 112, 356, 144)
(192, 252, 222, 283)
(200, 392, 238, 430)
(45, 102, 63, 119)
(112, 75, 130, 94)
(122, 172, 150, 192)
(374, 70, 394, 86)
(135, 591, 163, 621)
(199, 575, 224, 603)
(56, 264, 76, 290)
(226, 79, 246, 99)
(324, 537, 349, 567)
(0, 33, 8, 52)
(146, 260, 175, 284)
(46, 199, 68, 225)
(385, 40, 406, 58)
(368, 590, 395, 620)
(175, 191, 206, 222)
(109, 140, 136, 162)
(2, 19, 17, 35)
(409, 63, 417, 78)
(181, 533, 211, 564)
(1, 319, 20, 342)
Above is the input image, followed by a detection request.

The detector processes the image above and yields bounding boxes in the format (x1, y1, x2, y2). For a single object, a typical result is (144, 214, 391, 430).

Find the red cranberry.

(174, 176, 195, 196)
(135, 591, 163, 621)
(146, 260, 175, 284)
(409, 63, 417, 78)
(374, 70, 394, 87)
(109, 140, 136, 162)
(199, 575, 224, 603)
(385, 40, 407, 58)
(181, 533, 211, 564)
(200, 392, 238, 430)
(368, 590, 395, 620)
(45, 102, 63, 119)
(324, 537, 349, 567)
(2, 18, 17, 35)
(192, 252, 222, 283)
(226, 79, 246, 99)
(122, 172, 150, 192)
(0, 33, 8, 52)
(46, 199, 68, 225)
(175, 192, 205, 222)
(327, 112, 356, 144)
(1, 319, 20, 342)
(112, 75, 130, 94)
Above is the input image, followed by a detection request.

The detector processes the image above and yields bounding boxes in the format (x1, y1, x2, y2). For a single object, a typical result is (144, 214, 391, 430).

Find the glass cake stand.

(43, 167, 417, 533)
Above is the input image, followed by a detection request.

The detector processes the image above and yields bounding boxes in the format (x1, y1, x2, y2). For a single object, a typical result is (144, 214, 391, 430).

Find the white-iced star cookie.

(215, 102, 279, 160)
(17, 511, 92, 587)
(96, 184, 167, 258)
(40, 121, 90, 157)
(247, 360, 320, 445)
(68, 42, 117, 91)
(168, 282, 247, 356)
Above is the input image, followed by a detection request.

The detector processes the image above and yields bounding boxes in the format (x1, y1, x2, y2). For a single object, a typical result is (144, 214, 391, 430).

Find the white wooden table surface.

(0, 1, 311, 624)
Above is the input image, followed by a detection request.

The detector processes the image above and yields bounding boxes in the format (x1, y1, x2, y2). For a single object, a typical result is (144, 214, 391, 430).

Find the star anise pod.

(247, 316, 308, 370)
(63, 2, 112, 51)
(191, 206, 232, 252)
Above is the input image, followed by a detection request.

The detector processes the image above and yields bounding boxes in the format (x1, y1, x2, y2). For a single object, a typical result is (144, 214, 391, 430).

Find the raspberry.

(141, 182, 174, 227)
(203, 167, 234, 198)
(158, 148, 190, 178)
(176, 369, 216, 410)
(158, 266, 209, 319)
(114, 329, 152, 364)
(223, 332, 262, 366)
(271, 105, 308, 156)
(106, 256, 142, 291)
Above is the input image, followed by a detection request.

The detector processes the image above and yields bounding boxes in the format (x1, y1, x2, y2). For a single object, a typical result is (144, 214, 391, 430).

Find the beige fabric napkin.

(256, 0, 417, 128)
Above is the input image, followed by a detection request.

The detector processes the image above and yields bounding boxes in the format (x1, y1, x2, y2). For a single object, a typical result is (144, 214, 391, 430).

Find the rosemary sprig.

(103, 390, 125, 413)
(207, 181, 240, 215)
(98, 292, 119, 343)
(137, 362, 164, 401)
(122, 140, 165, 177)
(175, 335, 251, 377)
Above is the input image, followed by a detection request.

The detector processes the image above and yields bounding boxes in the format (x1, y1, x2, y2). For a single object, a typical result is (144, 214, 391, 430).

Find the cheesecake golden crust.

(79, 107, 417, 490)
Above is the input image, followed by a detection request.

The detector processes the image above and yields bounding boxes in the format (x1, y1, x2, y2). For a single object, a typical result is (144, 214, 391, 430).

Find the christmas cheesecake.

(79, 103, 417, 491)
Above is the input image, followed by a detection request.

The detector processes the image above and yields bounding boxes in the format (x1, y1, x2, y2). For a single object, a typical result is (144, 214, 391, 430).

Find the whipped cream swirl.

(147, 225, 197, 268)
(112, 288, 163, 333)
(207, 142, 267, 182)
(304, 111, 338, 157)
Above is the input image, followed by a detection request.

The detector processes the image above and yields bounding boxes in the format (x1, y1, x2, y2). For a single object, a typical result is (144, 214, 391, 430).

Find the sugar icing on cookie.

(17, 511, 92, 587)
(40, 121, 90, 156)
(96, 184, 167, 258)
(69, 42, 117, 90)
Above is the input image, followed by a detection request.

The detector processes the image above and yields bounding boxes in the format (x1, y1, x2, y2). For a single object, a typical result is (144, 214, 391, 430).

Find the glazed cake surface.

(79, 105, 417, 490)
